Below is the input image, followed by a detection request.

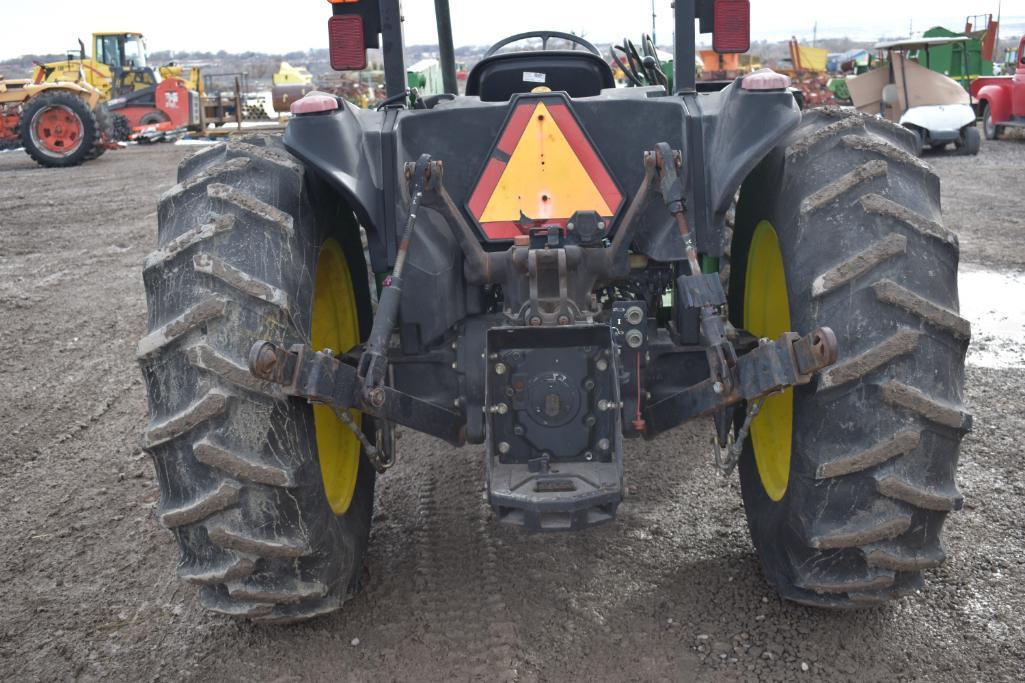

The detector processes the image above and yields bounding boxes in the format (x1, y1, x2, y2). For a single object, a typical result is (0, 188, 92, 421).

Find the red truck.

(972, 35, 1025, 139)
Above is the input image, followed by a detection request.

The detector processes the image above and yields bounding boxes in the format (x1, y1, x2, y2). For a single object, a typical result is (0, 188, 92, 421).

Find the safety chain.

(713, 398, 766, 476)
(331, 405, 396, 473)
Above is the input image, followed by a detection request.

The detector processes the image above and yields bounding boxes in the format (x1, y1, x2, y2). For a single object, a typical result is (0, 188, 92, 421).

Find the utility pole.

(652, 0, 658, 44)
(813, 21, 818, 47)
(434, 0, 458, 95)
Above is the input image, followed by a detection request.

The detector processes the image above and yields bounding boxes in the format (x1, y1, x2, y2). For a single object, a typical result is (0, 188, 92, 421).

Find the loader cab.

(465, 31, 615, 102)
(93, 32, 157, 97)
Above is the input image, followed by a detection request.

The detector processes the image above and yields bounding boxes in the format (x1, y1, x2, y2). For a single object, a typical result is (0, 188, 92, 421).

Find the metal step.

(487, 459, 623, 531)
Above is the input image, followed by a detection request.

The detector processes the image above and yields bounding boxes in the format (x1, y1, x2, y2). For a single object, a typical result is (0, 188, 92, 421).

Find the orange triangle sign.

(468, 97, 623, 239)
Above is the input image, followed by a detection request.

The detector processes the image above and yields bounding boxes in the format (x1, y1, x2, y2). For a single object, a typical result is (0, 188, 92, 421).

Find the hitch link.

(248, 341, 466, 453)
(357, 153, 433, 404)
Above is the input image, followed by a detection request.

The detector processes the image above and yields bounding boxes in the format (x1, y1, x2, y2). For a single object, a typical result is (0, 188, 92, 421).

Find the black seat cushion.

(466, 51, 615, 102)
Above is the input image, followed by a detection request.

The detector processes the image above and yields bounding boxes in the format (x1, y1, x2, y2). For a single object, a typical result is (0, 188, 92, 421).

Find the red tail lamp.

(713, 0, 751, 54)
(328, 15, 368, 71)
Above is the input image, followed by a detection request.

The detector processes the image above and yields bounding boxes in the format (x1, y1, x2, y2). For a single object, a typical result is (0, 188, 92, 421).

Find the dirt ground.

(1, 136, 1023, 682)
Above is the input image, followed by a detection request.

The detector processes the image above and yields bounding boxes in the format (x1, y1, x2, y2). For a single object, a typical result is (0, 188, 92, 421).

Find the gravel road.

(0, 137, 1022, 681)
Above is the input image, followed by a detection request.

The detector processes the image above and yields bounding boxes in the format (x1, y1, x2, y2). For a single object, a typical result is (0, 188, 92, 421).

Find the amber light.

(713, 0, 751, 54)
(328, 15, 367, 70)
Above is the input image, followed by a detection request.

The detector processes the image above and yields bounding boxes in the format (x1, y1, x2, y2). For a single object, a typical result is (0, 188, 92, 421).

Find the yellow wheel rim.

(743, 221, 794, 502)
(311, 239, 362, 515)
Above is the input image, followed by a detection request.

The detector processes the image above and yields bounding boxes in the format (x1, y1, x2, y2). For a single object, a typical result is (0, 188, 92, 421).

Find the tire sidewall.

(729, 148, 804, 586)
(20, 92, 98, 167)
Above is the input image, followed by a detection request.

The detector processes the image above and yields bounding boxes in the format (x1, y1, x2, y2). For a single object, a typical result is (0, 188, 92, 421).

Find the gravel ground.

(0, 136, 1022, 682)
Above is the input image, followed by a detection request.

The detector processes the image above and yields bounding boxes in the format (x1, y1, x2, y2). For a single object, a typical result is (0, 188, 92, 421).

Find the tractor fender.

(284, 101, 390, 271)
(689, 80, 803, 254)
(23, 82, 102, 110)
(974, 82, 1012, 123)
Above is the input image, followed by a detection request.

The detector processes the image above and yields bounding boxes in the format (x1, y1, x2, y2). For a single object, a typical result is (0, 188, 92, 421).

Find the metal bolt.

(583, 379, 595, 390)
(584, 451, 594, 461)
(498, 442, 511, 454)
(625, 329, 644, 349)
(513, 425, 525, 436)
(596, 359, 609, 372)
(567, 222, 575, 231)
(489, 352, 499, 360)
(598, 221, 606, 231)
(597, 438, 610, 452)
(488, 403, 509, 415)
(557, 315, 571, 326)
(713, 381, 724, 395)
(625, 306, 644, 326)
(528, 316, 543, 327)
(453, 397, 463, 408)
(494, 362, 508, 375)
(584, 415, 596, 427)
(368, 387, 386, 408)
(451, 362, 458, 370)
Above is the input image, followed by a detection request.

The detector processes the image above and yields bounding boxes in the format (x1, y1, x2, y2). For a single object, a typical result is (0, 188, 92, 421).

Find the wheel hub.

(32, 105, 83, 155)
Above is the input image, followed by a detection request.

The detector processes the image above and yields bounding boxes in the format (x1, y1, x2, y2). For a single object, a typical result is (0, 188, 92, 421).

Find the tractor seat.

(466, 35, 615, 102)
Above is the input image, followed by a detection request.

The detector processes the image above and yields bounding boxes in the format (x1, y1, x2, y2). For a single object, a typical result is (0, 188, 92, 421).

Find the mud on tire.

(138, 136, 376, 623)
(729, 108, 971, 607)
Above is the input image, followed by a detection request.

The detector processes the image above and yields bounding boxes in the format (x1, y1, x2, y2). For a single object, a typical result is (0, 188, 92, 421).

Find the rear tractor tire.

(730, 108, 970, 608)
(138, 136, 377, 623)
(20, 91, 99, 168)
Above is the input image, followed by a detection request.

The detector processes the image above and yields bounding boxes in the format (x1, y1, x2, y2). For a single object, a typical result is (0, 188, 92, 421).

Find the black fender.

(685, 81, 802, 257)
(284, 102, 394, 272)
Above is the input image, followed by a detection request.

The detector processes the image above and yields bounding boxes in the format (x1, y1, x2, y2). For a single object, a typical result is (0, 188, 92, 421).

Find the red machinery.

(971, 35, 1025, 139)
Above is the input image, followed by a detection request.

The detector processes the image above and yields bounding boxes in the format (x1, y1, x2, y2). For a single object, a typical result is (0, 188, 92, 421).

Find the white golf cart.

(848, 36, 981, 155)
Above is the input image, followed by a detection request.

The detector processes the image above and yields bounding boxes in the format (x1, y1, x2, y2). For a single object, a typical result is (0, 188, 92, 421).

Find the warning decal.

(467, 96, 624, 239)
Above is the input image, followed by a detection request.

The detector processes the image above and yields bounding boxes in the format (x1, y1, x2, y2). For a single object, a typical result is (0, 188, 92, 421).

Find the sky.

(1, 1, 1022, 60)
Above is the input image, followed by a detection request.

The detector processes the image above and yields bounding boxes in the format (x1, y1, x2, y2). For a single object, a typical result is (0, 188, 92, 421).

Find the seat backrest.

(465, 51, 615, 102)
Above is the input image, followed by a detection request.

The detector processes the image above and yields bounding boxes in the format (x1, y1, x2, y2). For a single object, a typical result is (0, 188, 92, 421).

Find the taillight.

(328, 15, 367, 70)
(713, 0, 751, 54)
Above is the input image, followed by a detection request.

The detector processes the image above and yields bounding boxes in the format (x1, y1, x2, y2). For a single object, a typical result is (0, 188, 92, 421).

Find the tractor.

(35, 31, 244, 137)
(0, 72, 116, 167)
(139, 0, 969, 623)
